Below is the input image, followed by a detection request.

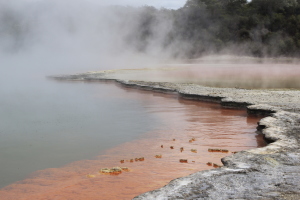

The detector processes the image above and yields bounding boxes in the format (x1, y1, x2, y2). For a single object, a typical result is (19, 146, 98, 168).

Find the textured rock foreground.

(51, 69, 300, 200)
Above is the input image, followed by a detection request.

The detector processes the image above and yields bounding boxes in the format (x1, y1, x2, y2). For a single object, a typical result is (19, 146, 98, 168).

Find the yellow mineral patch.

(191, 149, 197, 153)
(86, 174, 96, 178)
(264, 157, 280, 167)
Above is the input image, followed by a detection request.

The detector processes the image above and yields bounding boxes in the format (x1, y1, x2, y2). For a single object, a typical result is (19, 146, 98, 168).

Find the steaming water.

(0, 70, 159, 188)
(0, 56, 266, 197)
(0, 74, 265, 199)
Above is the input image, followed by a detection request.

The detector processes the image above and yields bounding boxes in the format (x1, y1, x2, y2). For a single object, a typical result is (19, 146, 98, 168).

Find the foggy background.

(1, 0, 300, 86)
(0, 0, 187, 76)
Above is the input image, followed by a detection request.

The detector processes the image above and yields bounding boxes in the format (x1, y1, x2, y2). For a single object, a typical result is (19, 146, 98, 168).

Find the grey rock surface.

(50, 69, 300, 200)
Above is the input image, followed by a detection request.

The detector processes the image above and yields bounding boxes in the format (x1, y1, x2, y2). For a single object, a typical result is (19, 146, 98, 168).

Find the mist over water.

(0, 0, 299, 192)
(0, 0, 183, 75)
(2, 0, 300, 75)
(0, 1, 173, 188)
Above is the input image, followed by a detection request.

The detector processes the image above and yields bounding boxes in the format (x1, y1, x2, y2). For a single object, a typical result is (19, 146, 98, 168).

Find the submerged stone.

(179, 159, 188, 163)
(191, 149, 197, 153)
(99, 167, 125, 175)
(100, 168, 111, 174)
(86, 174, 96, 178)
(138, 157, 145, 161)
(155, 155, 162, 158)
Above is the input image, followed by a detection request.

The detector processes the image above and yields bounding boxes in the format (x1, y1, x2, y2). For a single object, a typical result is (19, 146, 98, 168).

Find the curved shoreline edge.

(50, 70, 300, 200)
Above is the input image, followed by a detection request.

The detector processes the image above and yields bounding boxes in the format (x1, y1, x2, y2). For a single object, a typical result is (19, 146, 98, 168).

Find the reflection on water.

(0, 79, 158, 188)
(0, 81, 265, 200)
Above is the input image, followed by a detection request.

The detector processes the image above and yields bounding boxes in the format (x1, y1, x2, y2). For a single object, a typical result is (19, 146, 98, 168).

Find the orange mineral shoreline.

(0, 85, 265, 200)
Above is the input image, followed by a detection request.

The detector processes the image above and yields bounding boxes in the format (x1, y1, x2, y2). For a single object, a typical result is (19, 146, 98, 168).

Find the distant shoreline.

(51, 68, 300, 199)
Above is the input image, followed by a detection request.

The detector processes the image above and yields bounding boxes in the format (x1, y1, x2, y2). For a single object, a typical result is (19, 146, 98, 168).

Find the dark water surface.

(0, 73, 159, 188)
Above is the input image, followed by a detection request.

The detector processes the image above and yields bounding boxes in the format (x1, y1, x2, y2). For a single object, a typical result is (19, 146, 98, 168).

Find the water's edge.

(50, 71, 300, 200)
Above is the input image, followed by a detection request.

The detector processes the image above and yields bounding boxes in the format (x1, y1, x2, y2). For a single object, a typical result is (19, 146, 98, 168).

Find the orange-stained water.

(0, 82, 265, 200)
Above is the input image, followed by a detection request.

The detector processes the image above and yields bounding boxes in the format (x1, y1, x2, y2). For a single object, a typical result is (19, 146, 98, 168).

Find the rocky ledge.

(50, 70, 300, 200)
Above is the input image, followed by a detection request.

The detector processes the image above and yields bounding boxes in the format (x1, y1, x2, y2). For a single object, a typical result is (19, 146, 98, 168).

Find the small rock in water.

(100, 168, 111, 174)
(213, 163, 222, 168)
(173, 139, 176, 141)
(207, 162, 213, 166)
(120, 160, 125, 163)
(191, 149, 197, 153)
(170, 146, 174, 149)
(155, 154, 162, 158)
(121, 167, 130, 172)
(161, 145, 164, 148)
(208, 148, 225, 152)
(110, 167, 122, 173)
(180, 159, 188, 163)
(100, 167, 124, 175)
(180, 147, 184, 152)
(138, 157, 145, 161)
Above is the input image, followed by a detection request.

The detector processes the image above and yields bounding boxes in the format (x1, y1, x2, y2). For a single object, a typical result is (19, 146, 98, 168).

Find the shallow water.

(0, 77, 265, 199)
(0, 76, 159, 188)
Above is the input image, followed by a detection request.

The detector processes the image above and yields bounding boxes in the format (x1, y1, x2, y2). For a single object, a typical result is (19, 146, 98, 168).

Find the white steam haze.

(0, 0, 187, 75)
(1, 0, 192, 188)
(1, 0, 300, 88)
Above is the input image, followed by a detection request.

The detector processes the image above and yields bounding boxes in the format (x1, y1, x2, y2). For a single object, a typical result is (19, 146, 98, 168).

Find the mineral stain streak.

(51, 68, 300, 199)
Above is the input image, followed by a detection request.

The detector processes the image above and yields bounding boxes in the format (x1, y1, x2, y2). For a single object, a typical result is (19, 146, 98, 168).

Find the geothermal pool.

(0, 76, 265, 199)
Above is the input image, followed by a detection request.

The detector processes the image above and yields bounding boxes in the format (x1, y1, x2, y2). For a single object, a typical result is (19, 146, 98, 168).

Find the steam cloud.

(1, 0, 299, 78)
(0, 0, 188, 74)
